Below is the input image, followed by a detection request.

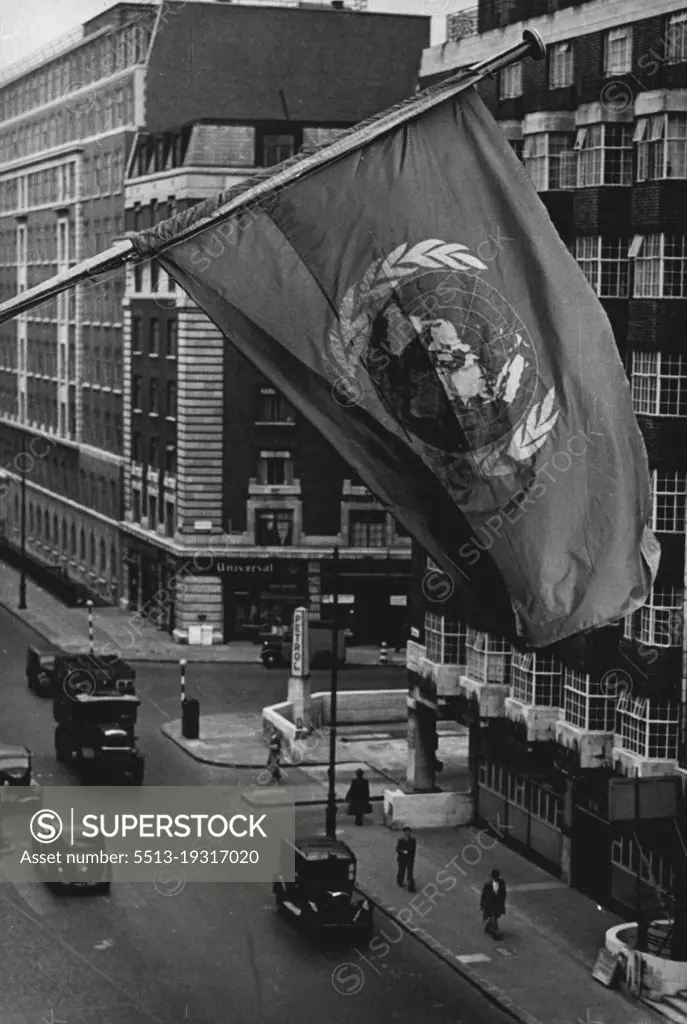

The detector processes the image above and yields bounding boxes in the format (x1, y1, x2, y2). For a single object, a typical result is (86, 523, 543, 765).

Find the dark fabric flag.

(132, 86, 659, 648)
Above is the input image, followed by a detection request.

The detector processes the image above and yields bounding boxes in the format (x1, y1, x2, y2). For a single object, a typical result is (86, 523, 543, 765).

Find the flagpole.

(0, 30, 545, 327)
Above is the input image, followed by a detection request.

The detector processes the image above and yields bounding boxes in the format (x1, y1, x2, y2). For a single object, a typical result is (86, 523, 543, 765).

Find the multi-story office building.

(406, 0, 687, 915)
(0, 0, 428, 630)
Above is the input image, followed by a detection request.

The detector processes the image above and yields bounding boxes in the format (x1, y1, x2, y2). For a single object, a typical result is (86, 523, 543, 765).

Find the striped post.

(180, 659, 187, 709)
(86, 600, 94, 655)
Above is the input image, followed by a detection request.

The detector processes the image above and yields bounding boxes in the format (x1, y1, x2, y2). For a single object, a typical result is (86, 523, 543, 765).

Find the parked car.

(0, 743, 41, 810)
(273, 836, 373, 938)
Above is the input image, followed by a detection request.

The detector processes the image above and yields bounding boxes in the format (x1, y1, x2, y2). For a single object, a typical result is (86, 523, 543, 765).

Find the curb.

(353, 884, 543, 1024)
(0, 601, 59, 649)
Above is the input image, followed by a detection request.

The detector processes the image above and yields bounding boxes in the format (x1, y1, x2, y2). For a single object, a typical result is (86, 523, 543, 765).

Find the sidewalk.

(0, 560, 406, 666)
(346, 817, 660, 1024)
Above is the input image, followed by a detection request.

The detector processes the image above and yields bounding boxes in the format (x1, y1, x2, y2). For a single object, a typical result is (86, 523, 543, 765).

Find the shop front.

(320, 556, 411, 646)
(123, 536, 179, 633)
(216, 558, 309, 642)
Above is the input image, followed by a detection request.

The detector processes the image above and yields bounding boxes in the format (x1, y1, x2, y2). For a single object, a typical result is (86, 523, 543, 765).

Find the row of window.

(478, 761, 564, 829)
(0, 83, 135, 165)
(131, 436, 176, 475)
(624, 585, 683, 649)
(499, 14, 687, 99)
(131, 317, 177, 358)
(574, 233, 687, 300)
(12, 494, 117, 575)
(131, 377, 176, 418)
(631, 352, 687, 418)
(0, 21, 150, 122)
(615, 696, 680, 760)
(131, 488, 176, 539)
(0, 163, 76, 214)
(516, 116, 687, 192)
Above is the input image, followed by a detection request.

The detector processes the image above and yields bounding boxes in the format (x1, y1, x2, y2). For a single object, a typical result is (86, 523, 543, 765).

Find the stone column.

(406, 688, 437, 792)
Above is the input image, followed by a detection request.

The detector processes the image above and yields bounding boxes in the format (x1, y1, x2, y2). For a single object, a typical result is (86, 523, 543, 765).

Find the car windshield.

(298, 857, 353, 887)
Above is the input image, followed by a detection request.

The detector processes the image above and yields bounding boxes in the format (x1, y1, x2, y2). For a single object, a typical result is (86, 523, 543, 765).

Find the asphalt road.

(0, 606, 514, 1024)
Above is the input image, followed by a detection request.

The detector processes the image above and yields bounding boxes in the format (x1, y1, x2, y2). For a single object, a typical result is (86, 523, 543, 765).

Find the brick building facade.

(409, 0, 687, 915)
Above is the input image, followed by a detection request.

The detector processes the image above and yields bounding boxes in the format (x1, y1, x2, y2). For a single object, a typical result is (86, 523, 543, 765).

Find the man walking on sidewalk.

(396, 826, 416, 892)
(481, 868, 506, 938)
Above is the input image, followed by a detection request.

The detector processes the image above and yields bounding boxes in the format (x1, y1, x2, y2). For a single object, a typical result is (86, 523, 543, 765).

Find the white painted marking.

(508, 882, 567, 892)
(456, 953, 491, 963)
(93, 938, 113, 950)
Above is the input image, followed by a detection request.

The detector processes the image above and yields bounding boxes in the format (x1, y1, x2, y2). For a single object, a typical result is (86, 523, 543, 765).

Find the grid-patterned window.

(563, 668, 613, 731)
(349, 511, 386, 548)
(574, 237, 629, 297)
(666, 9, 687, 64)
(548, 41, 574, 88)
(257, 450, 293, 486)
(262, 134, 295, 167)
(499, 61, 522, 99)
(465, 628, 510, 684)
(652, 471, 686, 533)
(637, 587, 682, 647)
(576, 124, 632, 186)
(631, 352, 687, 417)
(617, 696, 680, 760)
(424, 613, 465, 665)
(523, 133, 575, 190)
(604, 26, 632, 75)
(529, 782, 563, 828)
(507, 771, 526, 808)
(510, 651, 562, 706)
(478, 760, 507, 796)
(636, 115, 687, 181)
(256, 509, 293, 546)
(632, 234, 687, 297)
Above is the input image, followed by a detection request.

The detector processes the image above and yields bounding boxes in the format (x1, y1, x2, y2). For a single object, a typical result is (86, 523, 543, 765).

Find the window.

(134, 263, 143, 293)
(349, 511, 386, 547)
(132, 431, 141, 461)
(523, 133, 576, 190)
(666, 10, 687, 64)
(131, 316, 142, 353)
(256, 509, 293, 546)
(510, 651, 562, 706)
(165, 318, 177, 357)
(149, 319, 159, 355)
(80, 527, 86, 560)
(637, 587, 682, 647)
(528, 782, 563, 829)
(52, 514, 58, 544)
(575, 124, 632, 186)
(165, 501, 174, 537)
(563, 668, 613, 731)
(508, 138, 524, 161)
(636, 114, 687, 181)
(150, 259, 159, 292)
(652, 471, 686, 533)
(262, 134, 295, 167)
(132, 375, 141, 410)
(256, 387, 294, 423)
(70, 523, 76, 555)
(604, 27, 632, 75)
(148, 494, 157, 527)
(257, 450, 293, 485)
(633, 234, 687, 297)
(132, 489, 141, 521)
(499, 62, 522, 100)
(99, 538, 106, 574)
(149, 379, 159, 414)
(631, 352, 687, 417)
(478, 760, 507, 797)
(165, 444, 176, 475)
(548, 41, 573, 89)
(574, 237, 629, 297)
(61, 520, 67, 550)
(149, 437, 159, 466)
(424, 613, 464, 664)
(617, 696, 679, 760)
(166, 381, 176, 418)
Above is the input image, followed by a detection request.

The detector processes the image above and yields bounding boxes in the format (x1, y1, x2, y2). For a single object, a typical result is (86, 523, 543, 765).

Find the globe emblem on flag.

(328, 240, 558, 474)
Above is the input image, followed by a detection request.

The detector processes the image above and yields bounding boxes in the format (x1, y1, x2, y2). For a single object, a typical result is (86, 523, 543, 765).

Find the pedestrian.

(345, 768, 371, 826)
(396, 825, 416, 892)
(266, 731, 282, 784)
(480, 868, 507, 938)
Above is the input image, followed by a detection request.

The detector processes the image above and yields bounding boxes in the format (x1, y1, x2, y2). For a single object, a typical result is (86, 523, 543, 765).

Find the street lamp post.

(325, 545, 340, 839)
(18, 433, 27, 610)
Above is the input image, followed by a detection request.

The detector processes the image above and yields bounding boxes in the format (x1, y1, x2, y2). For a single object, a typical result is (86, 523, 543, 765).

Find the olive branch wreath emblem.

(327, 239, 559, 477)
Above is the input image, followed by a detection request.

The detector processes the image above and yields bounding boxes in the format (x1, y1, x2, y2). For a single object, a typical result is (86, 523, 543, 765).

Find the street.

(0, 605, 514, 1024)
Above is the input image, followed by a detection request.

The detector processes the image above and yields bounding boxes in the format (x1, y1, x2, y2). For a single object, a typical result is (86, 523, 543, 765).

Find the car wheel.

(263, 652, 278, 669)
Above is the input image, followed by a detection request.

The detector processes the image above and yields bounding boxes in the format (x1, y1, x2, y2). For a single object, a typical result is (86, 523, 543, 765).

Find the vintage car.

(26, 644, 61, 697)
(273, 836, 373, 937)
(0, 743, 41, 810)
(52, 654, 144, 784)
(31, 825, 112, 894)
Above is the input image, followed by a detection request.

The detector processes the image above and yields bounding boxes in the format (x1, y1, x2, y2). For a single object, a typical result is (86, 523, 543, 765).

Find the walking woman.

(345, 768, 371, 826)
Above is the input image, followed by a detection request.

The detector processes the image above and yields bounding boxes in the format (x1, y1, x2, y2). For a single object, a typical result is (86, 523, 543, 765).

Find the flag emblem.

(329, 239, 557, 476)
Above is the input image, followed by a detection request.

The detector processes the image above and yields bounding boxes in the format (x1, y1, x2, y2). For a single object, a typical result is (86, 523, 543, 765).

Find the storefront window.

(256, 509, 293, 546)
